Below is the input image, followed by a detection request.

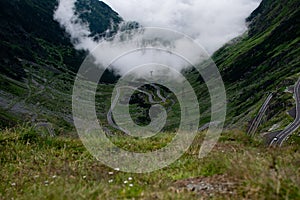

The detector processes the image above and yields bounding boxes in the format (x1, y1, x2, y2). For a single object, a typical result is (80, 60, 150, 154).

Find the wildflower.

(129, 184, 133, 187)
(108, 172, 114, 175)
(124, 180, 128, 184)
(128, 177, 133, 181)
(108, 179, 113, 183)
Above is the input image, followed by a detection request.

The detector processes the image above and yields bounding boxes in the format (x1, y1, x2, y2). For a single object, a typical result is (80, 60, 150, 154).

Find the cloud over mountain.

(103, 0, 261, 53)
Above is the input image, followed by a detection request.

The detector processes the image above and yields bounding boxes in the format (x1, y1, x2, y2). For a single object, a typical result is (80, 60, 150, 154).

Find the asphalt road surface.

(248, 93, 273, 136)
(270, 78, 300, 146)
(107, 85, 167, 134)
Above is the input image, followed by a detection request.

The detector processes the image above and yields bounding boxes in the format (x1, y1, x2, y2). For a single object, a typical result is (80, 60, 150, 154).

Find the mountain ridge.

(212, 0, 300, 130)
(0, 0, 122, 128)
(0, 0, 122, 80)
(0, 0, 299, 137)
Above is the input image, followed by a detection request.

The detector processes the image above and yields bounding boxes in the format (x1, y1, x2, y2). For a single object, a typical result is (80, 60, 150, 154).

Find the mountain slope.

(0, 0, 122, 79)
(186, 0, 300, 132)
(0, 0, 299, 136)
(0, 0, 122, 128)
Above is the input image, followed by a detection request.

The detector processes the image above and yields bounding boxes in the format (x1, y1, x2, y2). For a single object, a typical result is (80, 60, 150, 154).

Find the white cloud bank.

(102, 0, 261, 53)
(54, 0, 261, 77)
(54, 0, 98, 51)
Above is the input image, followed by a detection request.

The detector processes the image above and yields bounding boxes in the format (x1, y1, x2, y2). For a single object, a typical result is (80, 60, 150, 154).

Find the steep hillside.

(0, 0, 122, 128)
(187, 0, 299, 132)
(0, 0, 122, 79)
(0, 0, 299, 136)
(0, 1, 299, 198)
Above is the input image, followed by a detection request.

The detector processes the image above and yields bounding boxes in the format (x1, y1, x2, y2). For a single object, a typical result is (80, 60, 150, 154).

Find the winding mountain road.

(150, 84, 167, 103)
(107, 84, 167, 133)
(248, 93, 273, 136)
(106, 87, 128, 133)
(270, 78, 300, 146)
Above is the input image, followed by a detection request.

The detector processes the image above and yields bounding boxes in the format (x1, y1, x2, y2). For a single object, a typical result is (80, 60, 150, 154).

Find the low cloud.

(54, 0, 97, 51)
(54, 0, 261, 77)
(103, 0, 261, 53)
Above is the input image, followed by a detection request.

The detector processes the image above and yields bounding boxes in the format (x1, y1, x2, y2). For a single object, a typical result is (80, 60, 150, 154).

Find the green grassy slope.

(187, 0, 300, 131)
(0, 0, 122, 79)
(1, 0, 299, 134)
(0, 1, 300, 199)
(0, 0, 122, 129)
(0, 126, 299, 199)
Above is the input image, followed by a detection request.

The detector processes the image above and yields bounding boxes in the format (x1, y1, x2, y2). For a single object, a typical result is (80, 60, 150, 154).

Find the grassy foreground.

(0, 126, 299, 199)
